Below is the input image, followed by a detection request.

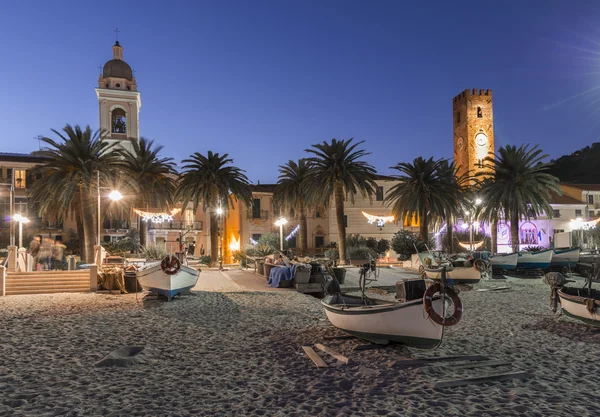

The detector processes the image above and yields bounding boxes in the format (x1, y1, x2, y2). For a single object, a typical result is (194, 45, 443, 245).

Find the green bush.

(257, 233, 280, 252)
(324, 248, 339, 261)
(391, 230, 434, 260)
(232, 249, 247, 267)
(346, 245, 376, 260)
(198, 255, 212, 265)
(140, 243, 167, 260)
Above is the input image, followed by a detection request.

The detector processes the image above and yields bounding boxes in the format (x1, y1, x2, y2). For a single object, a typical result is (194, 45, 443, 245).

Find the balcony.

(247, 210, 271, 220)
(149, 221, 203, 231)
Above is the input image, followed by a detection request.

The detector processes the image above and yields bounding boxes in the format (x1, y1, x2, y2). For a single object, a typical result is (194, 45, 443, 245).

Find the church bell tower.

(95, 40, 141, 154)
(453, 89, 495, 182)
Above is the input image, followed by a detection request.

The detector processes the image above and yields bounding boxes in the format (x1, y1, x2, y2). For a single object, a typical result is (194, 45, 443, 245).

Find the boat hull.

(551, 248, 580, 268)
(321, 295, 444, 348)
(558, 287, 600, 326)
(136, 262, 200, 299)
(516, 250, 553, 269)
(490, 253, 518, 270)
(423, 267, 481, 284)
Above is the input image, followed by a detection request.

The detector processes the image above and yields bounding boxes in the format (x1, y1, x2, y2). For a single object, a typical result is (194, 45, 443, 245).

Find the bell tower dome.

(95, 40, 142, 155)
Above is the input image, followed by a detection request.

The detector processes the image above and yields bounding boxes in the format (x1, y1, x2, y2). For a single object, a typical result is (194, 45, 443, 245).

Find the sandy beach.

(1, 273, 600, 416)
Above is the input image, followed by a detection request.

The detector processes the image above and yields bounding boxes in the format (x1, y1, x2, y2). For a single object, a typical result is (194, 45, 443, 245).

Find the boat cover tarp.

(268, 264, 297, 288)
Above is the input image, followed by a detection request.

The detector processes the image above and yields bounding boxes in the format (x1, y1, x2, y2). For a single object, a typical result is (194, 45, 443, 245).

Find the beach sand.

(1, 278, 600, 416)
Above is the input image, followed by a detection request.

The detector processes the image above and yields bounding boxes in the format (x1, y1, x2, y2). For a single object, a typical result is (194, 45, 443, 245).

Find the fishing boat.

(551, 248, 580, 268)
(516, 249, 553, 269)
(321, 265, 463, 348)
(490, 252, 518, 270)
(136, 255, 200, 300)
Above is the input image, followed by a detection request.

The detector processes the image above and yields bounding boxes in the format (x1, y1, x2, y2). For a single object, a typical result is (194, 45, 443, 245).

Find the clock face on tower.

(475, 132, 488, 147)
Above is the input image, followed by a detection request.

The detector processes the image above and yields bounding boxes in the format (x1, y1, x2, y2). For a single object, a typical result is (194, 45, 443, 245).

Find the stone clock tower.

(453, 89, 494, 182)
(95, 41, 141, 155)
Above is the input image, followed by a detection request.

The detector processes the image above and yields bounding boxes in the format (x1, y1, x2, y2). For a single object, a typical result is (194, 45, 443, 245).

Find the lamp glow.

(217, 208, 224, 215)
(108, 190, 123, 201)
(274, 218, 288, 227)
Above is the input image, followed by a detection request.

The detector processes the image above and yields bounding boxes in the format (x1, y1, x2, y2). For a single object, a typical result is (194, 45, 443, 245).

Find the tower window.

(456, 112, 461, 123)
(115, 83, 121, 88)
(111, 108, 127, 134)
(376, 186, 384, 201)
(477, 107, 483, 118)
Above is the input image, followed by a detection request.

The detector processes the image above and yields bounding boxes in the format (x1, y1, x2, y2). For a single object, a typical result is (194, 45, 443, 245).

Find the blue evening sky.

(1, 1, 600, 183)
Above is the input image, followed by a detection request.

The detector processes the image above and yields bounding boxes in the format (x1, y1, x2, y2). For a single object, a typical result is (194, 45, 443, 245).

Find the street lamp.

(217, 204, 224, 270)
(96, 171, 123, 246)
(274, 217, 288, 252)
(13, 213, 30, 248)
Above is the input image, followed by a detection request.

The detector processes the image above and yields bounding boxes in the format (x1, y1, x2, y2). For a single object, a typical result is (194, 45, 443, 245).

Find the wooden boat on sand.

(422, 266, 482, 284)
(490, 252, 518, 270)
(551, 248, 580, 268)
(516, 249, 553, 269)
(557, 287, 600, 325)
(136, 256, 200, 300)
(322, 264, 463, 348)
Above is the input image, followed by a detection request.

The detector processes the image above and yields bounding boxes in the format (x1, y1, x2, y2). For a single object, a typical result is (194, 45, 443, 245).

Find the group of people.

(28, 236, 67, 271)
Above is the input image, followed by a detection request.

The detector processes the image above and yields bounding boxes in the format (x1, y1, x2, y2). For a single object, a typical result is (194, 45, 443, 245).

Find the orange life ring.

(161, 255, 181, 276)
(423, 283, 462, 326)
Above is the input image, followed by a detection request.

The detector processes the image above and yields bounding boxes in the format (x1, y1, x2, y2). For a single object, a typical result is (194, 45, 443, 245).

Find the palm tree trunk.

(139, 219, 148, 247)
(420, 209, 429, 243)
(79, 185, 96, 263)
(490, 218, 498, 253)
(334, 182, 347, 264)
(210, 210, 219, 267)
(75, 211, 85, 259)
(446, 217, 454, 253)
(510, 210, 520, 253)
(299, 199, 307, 254)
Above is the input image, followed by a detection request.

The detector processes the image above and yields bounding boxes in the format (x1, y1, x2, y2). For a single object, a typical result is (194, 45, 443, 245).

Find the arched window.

(112, 108, 127, 134)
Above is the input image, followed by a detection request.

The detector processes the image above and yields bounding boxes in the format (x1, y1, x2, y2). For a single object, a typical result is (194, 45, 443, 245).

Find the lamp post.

(96, 171, 123, 246)
(217, 204, 223, 270)
(13, 213, 30, 248)
(1, 181, 15, 246)
(274, 217, 288, 252)
(462, 198, 482, 252)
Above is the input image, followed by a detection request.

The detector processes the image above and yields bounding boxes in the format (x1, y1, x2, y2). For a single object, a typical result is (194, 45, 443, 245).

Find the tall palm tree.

(121, 138, 177, 246)
(304, 139, 378, 264)
(437, 159, 472, 253)
(478, 144, 561, 253)
(176, 151, 252, 266)
(275, 159, 310, 254)
(385, 157, 467, 244)
(30, 125, 123, 262)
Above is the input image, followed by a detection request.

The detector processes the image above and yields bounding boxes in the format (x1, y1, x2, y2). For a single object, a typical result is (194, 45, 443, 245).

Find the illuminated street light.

(13, 213, 30, 248)
(274, 217, 288, 251)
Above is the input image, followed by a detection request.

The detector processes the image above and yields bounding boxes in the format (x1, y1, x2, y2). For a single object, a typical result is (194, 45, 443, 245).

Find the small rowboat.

(423, 266, 482, 284)
(551, 248, 580, 268)
(516, 249, 553, 269)
(136, 261, 200, 300)
(557, 287, 600, 326)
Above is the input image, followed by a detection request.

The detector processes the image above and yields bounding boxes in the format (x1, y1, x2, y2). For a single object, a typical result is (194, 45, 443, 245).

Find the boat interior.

(561, 286, 600, 299)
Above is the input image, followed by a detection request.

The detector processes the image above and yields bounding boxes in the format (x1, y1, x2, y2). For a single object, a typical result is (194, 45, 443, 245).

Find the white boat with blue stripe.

(551, 248, 580, 268)
(516, 249, 553, 269)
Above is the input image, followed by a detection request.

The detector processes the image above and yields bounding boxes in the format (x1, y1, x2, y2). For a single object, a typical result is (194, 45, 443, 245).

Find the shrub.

(197, 255, 212, 265)
(140, 243, 167, 260)
(346, 245, 376, 260)
(391, 230, 434, 259)
(257, 233, 280, 252)
(324, 248, 339, 262)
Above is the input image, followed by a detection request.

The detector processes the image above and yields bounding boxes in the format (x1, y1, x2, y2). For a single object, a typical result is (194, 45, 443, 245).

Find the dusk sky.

(2, 1, 600, 183)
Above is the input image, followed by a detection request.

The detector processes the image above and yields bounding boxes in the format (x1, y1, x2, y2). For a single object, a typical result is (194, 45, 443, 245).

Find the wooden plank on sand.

(445, 359, 512, 370)
(301, 346, 328, 368)
(315, 343, 350, 365)
(432, 371, 532, 389)
(391, 355, 488, 370)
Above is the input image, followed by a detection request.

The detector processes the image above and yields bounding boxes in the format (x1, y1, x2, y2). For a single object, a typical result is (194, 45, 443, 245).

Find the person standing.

(52, 239, 67, 270)
(39, 238, 54, 271)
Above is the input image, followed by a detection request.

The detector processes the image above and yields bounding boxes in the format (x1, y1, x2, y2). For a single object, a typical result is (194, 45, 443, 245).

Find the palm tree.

(176, 151, 252, 266)
(385, 157, 467, 244)
(437, 159, 472, 253)
(121, 138, 177, 246)
(304, 139, 378, 264)
(478, 144, 561, 253)
(274, 159, 310, 254)
(30, 125, 123, 262)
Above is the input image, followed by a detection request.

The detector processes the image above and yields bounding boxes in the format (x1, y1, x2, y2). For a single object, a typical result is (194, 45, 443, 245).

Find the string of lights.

(285, 225, 300, 241)
(134, 208, 181, 223)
